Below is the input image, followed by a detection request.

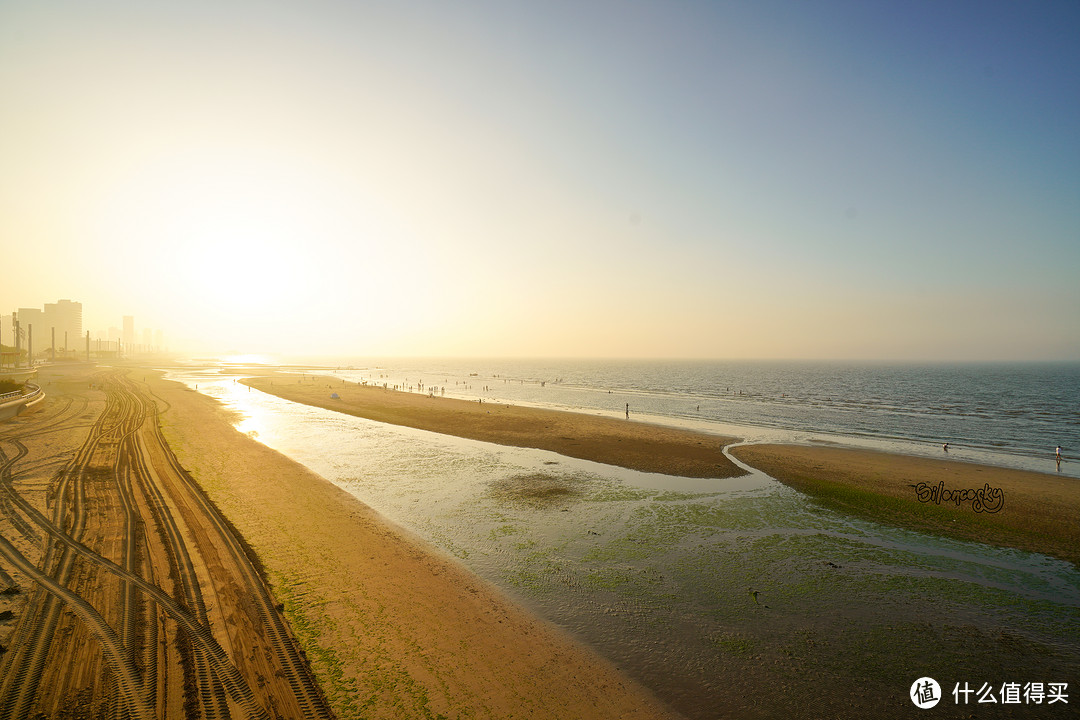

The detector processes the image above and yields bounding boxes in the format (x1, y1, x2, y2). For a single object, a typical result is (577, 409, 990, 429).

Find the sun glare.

(183, 213, 301, 314)
(86, 143, 463, 354)
(99, 147, 336, 317)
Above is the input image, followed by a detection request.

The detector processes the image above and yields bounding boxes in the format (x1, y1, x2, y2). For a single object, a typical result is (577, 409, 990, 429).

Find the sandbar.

(731, 443, 1080, 567)
(242, 374, 744, 479)
(242, 372, 1080, 565)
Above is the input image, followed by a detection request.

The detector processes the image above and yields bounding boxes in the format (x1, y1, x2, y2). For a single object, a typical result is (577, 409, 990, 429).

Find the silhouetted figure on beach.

(626, 403, 629, 419)
(942, 443, 949, 452)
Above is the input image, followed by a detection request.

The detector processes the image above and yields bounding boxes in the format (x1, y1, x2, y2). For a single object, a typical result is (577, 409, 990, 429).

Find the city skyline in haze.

(1, 299, 165, 359)
(2, 1, 1078, 361)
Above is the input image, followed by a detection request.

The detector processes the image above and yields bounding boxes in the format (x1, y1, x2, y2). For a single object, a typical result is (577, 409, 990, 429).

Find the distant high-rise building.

(123, 316, 135, 350)
(7, 300, 83, 357)
(16, 308, 44, 357)
(16, 307, 44, 333)
(44, 299, 82, 351)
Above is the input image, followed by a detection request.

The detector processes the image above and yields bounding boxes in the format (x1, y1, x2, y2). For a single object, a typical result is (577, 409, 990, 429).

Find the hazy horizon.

(109, 351, 1080, 367)
(3, 1, 1078, 362)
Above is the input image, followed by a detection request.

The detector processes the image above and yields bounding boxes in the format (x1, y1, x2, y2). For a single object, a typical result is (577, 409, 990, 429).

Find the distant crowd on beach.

(310, 369, 1072, 473)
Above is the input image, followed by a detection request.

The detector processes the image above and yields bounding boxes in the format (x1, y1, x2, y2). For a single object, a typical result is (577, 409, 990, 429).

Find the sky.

(1, 0, 1077, 361)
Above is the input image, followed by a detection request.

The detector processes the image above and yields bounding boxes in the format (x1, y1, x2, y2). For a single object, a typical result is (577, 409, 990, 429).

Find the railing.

(0, 383, 42, 404)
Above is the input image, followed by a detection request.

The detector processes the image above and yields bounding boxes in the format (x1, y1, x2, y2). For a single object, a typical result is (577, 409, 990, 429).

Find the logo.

(910, 481, 1004, 513)
(911, 677, 942, 709)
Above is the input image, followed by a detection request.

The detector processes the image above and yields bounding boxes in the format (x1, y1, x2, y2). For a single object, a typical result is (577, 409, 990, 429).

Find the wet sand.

(241, 374, 744, 479)
(241, 373, 1080, 566)
(731, 443, 1080, 568)
(151, 371, 679, 719)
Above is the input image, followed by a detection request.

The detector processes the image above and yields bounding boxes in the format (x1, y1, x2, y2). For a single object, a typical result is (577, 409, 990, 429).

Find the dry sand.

(151, 371, 680, 719)
(731, 443, 1080, 567)
(241, 374, 744, 479)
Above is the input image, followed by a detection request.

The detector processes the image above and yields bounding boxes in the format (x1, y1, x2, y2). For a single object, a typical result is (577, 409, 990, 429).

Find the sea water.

(300, 358, 1079, 477)
(168, 361, 1080, 719)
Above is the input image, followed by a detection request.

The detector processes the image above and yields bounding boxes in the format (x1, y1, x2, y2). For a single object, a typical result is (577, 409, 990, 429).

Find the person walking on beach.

(1057, 445, 1063, 460)
(626, 403, 629, 420)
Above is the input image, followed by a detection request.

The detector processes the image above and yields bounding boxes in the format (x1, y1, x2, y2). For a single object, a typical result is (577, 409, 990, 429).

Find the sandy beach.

(152, 371, 679, 719)
(7, 365, 1077, 718)
(241, 374, 744, 479)
(731, 443, 1080, 568)
(0, 366, 677, 719)
(1, 365, 336, 717)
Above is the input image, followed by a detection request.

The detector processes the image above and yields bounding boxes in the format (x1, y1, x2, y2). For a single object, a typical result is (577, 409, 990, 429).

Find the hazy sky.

(2, 0, 1077, 360)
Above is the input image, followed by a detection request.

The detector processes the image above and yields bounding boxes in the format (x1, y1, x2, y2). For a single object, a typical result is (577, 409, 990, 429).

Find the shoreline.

(251, 360, 1078, 480)
(241, 373, 745, 479)
(239, 371, 1077, 568)
(148, 370, 680, 719)
(164, 365, 1080, 718)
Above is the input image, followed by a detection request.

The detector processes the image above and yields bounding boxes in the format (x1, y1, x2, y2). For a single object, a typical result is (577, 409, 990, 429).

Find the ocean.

(296, 358, 1080, 478)
(169, 358, 1080, 719)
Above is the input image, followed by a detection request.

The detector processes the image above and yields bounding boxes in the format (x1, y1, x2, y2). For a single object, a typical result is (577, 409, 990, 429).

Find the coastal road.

(0, 367, 333, 718)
